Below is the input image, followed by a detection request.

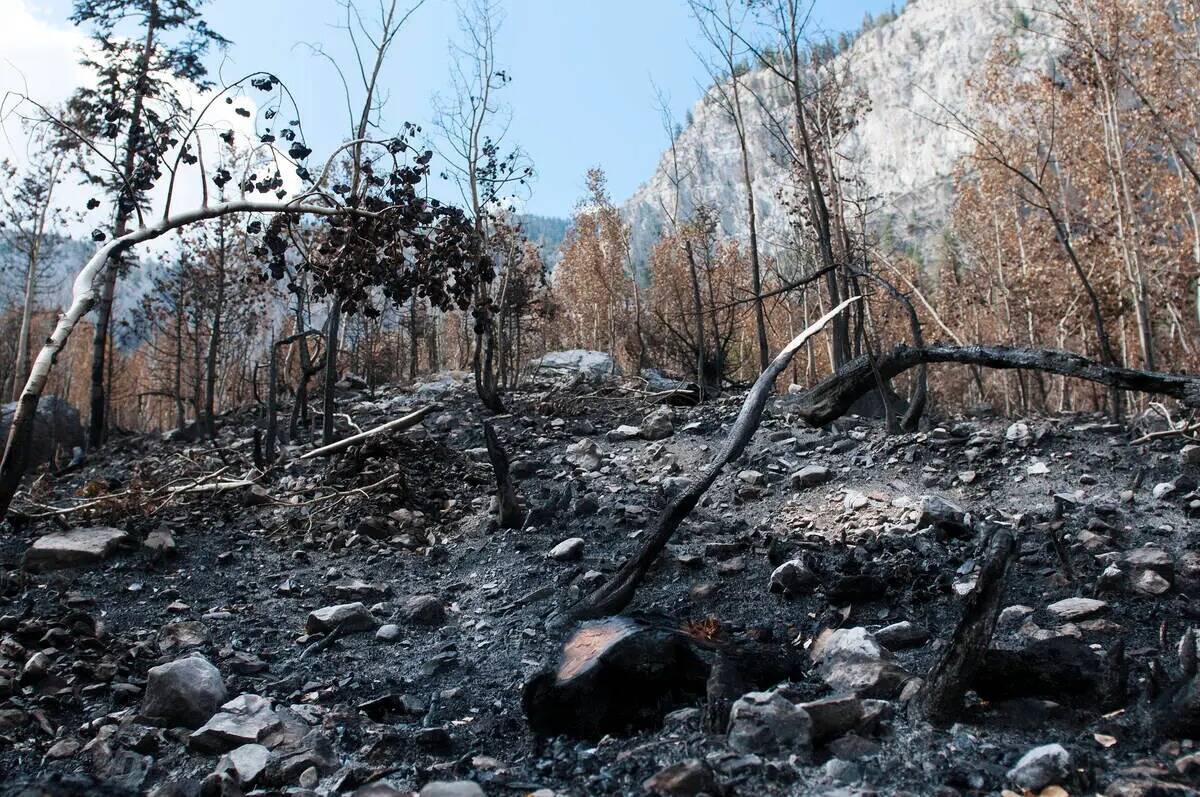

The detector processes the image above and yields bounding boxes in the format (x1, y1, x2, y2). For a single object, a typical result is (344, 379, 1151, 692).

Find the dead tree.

(913, 525, 1014, 724)
(482, 419, 523, 529)
(557, 297, 859, 624)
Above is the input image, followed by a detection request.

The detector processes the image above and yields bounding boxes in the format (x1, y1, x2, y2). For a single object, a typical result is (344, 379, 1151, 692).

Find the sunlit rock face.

(623, 0, 1058, 269)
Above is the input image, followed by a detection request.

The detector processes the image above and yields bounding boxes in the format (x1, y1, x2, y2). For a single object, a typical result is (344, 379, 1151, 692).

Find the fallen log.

(792, 343, 1200, 428)
(298, 404, 439, 460)
(556, 297, 859, 624)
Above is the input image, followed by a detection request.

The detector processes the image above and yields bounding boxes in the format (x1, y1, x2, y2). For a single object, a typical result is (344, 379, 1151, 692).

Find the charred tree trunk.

(483, 419, 524, 529)
(913, 526, 1014, 724)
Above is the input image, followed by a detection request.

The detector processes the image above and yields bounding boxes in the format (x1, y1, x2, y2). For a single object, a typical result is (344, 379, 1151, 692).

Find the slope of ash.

(2, 369, 1199, 797)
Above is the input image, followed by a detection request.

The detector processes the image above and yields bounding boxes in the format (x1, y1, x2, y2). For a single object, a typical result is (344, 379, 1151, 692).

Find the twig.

(299, 404, 440, 459)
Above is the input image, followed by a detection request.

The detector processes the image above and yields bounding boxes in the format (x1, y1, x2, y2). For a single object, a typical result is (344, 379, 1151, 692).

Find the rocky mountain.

(622, 0, 1056, 266)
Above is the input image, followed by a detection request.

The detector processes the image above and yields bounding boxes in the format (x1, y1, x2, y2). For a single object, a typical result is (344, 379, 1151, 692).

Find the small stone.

(916, 495, 970, 537)
(1182, 444, 1200, 466)
(642, 759, 721, 795)
(738, 470, 765, 486)
(607, 425, 640, 442)
(1046, 597, 1108, 621)
(726, 689, 813, 755)
(639, 407, 674, 441)
(141, 654, 227, 729)
(874, 621, 929, 650)
(1133, 569, 1172, 596)
(299, 765, 319, 788)
(305, 603, 377, 635)
(418, 782, 485, 797)
(401, 595, 445, 626)
(45, 738, 81, 759)
(376, 624, 401, 642)
(143, 529, 177, 555)
(843, 490, 868, 511)
(1154, 482, 1177, 500)
(1007, 743, 1071, 791)
(790, 465, 831, 489)
(218, 743, 271, 785)
(24, 526, 128, 571)
(565, 439, 602, 471)
(769, 559, 818, 596)
(548, 537, 585, 561)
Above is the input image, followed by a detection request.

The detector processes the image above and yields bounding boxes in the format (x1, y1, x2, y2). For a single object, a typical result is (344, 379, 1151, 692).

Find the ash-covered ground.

(3, 367, 1199, 797)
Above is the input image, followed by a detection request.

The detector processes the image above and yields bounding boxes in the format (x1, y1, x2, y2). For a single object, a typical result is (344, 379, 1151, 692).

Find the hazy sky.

(3, 0, 900, 218)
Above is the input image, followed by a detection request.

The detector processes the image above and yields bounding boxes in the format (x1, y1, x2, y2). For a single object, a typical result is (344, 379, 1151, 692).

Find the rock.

(812, 627, 885, 663)
(0, 395, 83, 466)
(1133, 569, 1172, 596)
(843, 490, 868, 511)
(189, 694, 280, 753)
(1046, 597, 1108, 621)
(268, 728, 338, 784)
(157, 621, 210, 653)
(1007, 743, 1071, 791)
(819, 657, 911, 700)
(141, 655, 227, 729)
(376, 624, 401, 642)
(401, 595, 445, 626)
(144, 529, 177, 555)
(218, 743, 272, 786)
(607, 425, 641, 442)
(790, 465, 832, 488)
(529, 349, 621, 379)
(1124, 547, 1174, 577)
(24, 526, 128, 571)
(769, 559, 818, 596)
(549, 537, 585, 561)
(737, 470, 765, 486)
(726, 689, 813, 755)
(639, 406, 674, 441)
(795, 695, 888, 743)
(418, 782, 486, 797)
(874, 621, 929, 650)
(45, 738, 81, 759)
(916, 495, 970, 537)
(565, 439, 602, 471)
(1154, 482, 1177, 500)
(642, 759, 723, 795)
(1005, 421, 1031, 446)
(305, 603, 377, 635)
(1183, 445, 1200, 466)
(827, 733, 881, 761)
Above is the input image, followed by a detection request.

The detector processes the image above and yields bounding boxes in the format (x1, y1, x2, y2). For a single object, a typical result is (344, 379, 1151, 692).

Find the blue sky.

(11, 0, 901, 218)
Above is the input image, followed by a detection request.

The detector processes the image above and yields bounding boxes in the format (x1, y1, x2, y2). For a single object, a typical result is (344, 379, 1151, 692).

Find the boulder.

(141, 655, 227, 729)
(24, 526, 128, 571)
(401, 595, 446, 626)
(769, 559, 818, 596)
(916, 495, 971, 537)
(548, 537, 585, 561)
(565, 439, 602, 471)
(529, 350, 621, 379)
(0, 395, 83, 466)
(217, 743, 272, 786)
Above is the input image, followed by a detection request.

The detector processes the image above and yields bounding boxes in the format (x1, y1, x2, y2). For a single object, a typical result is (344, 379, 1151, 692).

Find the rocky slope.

(622, 0, 1056, 264)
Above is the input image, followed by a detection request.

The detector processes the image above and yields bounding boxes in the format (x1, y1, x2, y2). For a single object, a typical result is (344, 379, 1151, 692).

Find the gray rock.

(1007, 743, 1071, 791)
(1046, 597, 1107, 621)
(769, 559, 818, 596)
(0, 395, 83, 466)
(305, 602, 377, 635)
(548, 537, 585, 561)
(737, 470, 765, 486)
(726, 689, 813, 755)
(915, 495, 970, 537)
(141, 655, 227, 729)
(401, 595, 445, 626)
(606, 425, 641, 442)
(790, 465, 832, 488)
(874, 621, 929, 650)
(376, 624, 401, 642)
(418, 782, 486, 797)
(529, 349, 620, 379)
(819, 657, 910, 700)
(642, 759, 721, 795)
(189, 694, 281, 753)
(639, 406, 674, 441)
(1182, 444, 1200, 466)
(24, 526, 128, 571)
(565, 439, 602, 471)
(218, 743, 272, 786)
